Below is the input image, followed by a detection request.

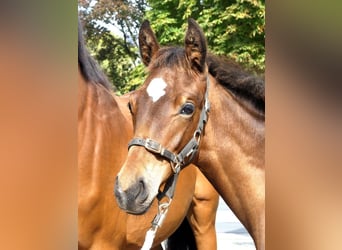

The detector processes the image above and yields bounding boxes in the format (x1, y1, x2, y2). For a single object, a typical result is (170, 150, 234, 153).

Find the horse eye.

(180, 103, 195, 116)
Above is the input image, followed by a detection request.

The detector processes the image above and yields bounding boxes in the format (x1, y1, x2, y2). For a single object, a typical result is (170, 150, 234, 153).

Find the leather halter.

(128, 76, 210, 199)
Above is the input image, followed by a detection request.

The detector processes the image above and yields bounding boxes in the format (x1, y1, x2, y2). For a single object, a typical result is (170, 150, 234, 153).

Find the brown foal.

(115, 19, 265, 249)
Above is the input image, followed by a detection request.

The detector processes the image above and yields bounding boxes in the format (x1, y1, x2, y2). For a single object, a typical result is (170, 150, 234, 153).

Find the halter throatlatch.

(129, 77, 210, 250)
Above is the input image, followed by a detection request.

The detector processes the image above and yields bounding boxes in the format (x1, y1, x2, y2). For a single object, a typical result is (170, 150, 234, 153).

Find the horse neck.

(78, 74, 131, 248)
(78, 75, 130, 194)
(197, 76, 265, 247)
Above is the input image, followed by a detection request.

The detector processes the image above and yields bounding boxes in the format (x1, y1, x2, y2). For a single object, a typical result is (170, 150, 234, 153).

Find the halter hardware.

(145, 138, 162, 154)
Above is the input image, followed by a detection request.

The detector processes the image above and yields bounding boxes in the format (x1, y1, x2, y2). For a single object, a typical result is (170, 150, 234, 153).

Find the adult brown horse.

(115, 19, 265, 249)
(78, 19, 219, 249)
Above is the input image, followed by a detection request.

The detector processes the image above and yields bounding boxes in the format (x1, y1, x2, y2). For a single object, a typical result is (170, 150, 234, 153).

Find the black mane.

(207, 54, 265, 113)
(149, 47, 265, 113)
(78, 19, 111, 89)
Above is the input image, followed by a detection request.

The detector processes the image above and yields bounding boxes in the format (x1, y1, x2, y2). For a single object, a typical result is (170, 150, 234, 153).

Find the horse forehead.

(146, 77, 168, 103)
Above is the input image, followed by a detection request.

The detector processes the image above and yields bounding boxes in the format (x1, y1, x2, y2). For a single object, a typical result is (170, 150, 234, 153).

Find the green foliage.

(118, 64, 146, 95)
(146, 0, 265, 73)
(79, 0, 146, 94)
(79, 0, 265, 94)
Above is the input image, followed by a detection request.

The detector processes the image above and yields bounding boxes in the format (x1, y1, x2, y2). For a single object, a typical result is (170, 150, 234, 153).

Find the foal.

(115, 19, 265, 249)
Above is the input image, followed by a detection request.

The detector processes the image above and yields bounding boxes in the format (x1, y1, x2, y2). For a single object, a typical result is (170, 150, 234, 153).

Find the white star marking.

(146, 78, 167, 102)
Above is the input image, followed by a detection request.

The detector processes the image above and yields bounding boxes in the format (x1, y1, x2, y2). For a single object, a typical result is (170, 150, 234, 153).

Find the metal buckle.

(145, 139, 162, 154)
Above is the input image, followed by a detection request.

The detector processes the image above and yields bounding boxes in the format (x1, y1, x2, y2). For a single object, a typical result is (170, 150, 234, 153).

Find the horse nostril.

(137, 180, 145, 198)
(135, 179, 148, 203)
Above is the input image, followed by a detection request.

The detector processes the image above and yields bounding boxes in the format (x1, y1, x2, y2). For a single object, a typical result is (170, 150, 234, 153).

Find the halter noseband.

(128, 76, 210, 176)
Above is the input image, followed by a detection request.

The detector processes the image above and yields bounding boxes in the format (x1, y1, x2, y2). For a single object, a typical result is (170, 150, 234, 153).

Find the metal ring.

(170, 162, 180, 174)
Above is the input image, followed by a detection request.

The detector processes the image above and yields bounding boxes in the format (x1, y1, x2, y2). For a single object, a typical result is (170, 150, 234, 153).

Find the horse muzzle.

(114, 176, 152, 215)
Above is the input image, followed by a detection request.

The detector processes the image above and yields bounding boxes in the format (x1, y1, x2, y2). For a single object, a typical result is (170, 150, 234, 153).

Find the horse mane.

(207, 53, 265, 113)
(149, 47, 265, 113)
(78, 19, 111, 90)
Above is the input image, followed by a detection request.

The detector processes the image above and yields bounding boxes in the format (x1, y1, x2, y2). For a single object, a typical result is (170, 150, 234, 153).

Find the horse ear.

(185, 18, 207, 73)
(139, 20, 160, 66)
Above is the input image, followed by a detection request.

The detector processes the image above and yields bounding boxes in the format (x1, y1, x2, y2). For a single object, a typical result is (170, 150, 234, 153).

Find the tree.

(146, 0, 265, 73)
(79, 0, 265, 94)
(78, 0, 146, 94)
